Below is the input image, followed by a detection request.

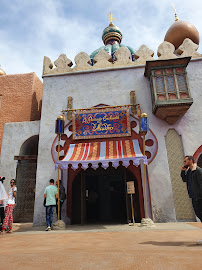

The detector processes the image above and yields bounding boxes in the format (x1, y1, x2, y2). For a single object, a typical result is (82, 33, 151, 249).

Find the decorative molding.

(193, 145, 202, 163)
(130, 91, 136, 115)
(67, 96, 73, 121)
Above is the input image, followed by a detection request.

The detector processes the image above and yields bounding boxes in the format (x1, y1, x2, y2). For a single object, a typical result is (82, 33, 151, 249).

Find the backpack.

(60, 186, 66, 201)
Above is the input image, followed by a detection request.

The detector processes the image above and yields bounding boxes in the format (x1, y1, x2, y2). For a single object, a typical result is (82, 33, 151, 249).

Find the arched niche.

(14, 135, 39, 222)
(165, 129, 195, 221)
(19, 135, 39, 156)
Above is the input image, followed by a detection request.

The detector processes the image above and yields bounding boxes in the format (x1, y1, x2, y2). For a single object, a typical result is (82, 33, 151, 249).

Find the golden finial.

(108, 12, 116, 24)
(172, 3, 179, 21)
(141, 113, 148, 118)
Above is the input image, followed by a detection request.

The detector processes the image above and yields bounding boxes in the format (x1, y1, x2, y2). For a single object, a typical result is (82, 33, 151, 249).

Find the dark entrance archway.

(71, 163, 142, 225)
(13, 135, 39, 222)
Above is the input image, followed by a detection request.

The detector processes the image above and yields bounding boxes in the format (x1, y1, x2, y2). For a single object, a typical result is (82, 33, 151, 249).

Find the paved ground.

(0, 222, 202, 270)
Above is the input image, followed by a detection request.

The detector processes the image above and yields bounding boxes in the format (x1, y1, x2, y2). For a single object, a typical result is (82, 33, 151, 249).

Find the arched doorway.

(71, 163, 142, 225)
(13, 135, 39, 222)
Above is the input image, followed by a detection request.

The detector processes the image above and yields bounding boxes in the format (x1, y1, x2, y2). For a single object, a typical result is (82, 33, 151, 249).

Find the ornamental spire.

(172, 3, 179, 21)
(108, 12, 116, 24)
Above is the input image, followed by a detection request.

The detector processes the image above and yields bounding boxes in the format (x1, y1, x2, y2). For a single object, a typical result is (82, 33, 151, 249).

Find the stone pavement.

(0, 222, 201, 270)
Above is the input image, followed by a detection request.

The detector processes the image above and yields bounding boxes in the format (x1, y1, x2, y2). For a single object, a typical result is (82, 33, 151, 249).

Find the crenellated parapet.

(42, 37, 202, 76)
(73, 52, 93, 71)
(43, 54, 73, 75)
(177, 38, 202, 58)
(157, 41, 177, 60)
(133, 45, 154, 65)
(42, 12, 202, 76)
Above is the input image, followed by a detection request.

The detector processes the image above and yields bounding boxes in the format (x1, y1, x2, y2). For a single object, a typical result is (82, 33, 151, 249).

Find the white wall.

(0, 121, 40, 192)
(33, 59, 202, 224)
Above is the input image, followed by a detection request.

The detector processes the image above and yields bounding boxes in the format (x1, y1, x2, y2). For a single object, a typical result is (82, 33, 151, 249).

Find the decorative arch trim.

(193, 145, 202, 163)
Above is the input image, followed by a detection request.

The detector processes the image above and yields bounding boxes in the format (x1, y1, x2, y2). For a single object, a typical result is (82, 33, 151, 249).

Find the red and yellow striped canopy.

(56, 139, 147, 170)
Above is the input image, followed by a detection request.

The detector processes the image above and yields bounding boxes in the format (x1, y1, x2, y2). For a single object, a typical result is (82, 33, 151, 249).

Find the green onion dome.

(90, 22, 136, 65)
(102, 22, 122, 45)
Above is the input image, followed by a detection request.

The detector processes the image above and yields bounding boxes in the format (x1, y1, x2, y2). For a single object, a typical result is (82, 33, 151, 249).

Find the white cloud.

(0, 0, 202, 79)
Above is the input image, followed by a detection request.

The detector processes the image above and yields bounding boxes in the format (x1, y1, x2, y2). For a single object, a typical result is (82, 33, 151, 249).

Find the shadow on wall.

(19, 135, 39, 156)
(30, 92, 42, 121)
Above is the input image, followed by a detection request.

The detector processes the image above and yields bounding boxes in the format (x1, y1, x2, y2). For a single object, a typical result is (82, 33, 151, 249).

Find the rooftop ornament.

(172, 3, 179, 22)
(108, 11, 116, 25)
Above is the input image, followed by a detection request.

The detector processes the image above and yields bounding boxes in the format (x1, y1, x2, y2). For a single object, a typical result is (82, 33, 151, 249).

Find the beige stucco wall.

(0, 121, 40, 192)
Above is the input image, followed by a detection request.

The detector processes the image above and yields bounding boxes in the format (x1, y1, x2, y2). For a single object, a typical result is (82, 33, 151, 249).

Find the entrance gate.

(71, 164, 142, 225)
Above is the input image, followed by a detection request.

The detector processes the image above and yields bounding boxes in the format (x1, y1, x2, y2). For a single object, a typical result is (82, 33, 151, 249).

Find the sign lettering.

(127, 181, 135, 194)
(72, 107, 131, 140)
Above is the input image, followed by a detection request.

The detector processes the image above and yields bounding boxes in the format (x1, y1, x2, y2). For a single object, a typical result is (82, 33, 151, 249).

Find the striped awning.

(55, 139, 147, 170)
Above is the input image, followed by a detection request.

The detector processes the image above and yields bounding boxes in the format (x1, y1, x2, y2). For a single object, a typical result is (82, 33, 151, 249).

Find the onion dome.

(90, 21, 135, 64)
(0, 67, 6, 75)
(164, 7, 199, 49)
(102, 22, 122, 45)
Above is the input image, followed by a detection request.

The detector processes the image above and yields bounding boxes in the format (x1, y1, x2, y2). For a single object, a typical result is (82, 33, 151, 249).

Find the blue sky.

(0, 0, 201, 79)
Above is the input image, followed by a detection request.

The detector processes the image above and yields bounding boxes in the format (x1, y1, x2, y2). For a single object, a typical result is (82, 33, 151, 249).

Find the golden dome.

(0, 68, 6, 75)
(57, 115, 64, 120)
(164, 20, 200, 49)
(141, 113, 148, 118)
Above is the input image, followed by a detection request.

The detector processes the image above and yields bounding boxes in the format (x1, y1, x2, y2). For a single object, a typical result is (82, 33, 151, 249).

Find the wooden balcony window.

(145, 57, 193, 124)
(151, 67, 190, 102)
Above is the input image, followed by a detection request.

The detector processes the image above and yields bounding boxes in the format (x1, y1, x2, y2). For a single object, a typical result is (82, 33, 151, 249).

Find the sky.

(0, 0, 201, 79)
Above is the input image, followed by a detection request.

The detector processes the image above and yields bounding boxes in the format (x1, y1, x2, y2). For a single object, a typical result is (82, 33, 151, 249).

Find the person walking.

(56, 180, 66, 220)
(1, 179, 17, 234)
(44, 179, 58, 231)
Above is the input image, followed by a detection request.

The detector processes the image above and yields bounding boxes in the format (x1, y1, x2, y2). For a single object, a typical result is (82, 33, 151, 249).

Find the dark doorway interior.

(13, 135, 39, 222)
(72, 164, 141, 224)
